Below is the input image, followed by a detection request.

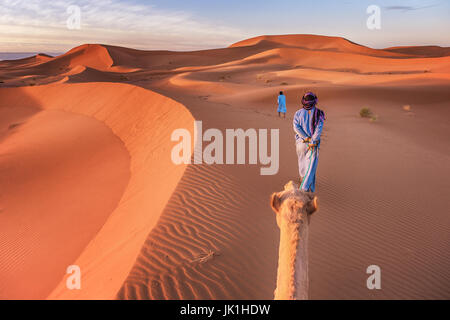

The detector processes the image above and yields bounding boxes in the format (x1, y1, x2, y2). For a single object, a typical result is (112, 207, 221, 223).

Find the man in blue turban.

(293, 92, 325, 192)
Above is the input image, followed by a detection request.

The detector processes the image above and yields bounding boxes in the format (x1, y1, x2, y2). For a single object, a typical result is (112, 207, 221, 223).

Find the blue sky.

(0, 0, 449, 53)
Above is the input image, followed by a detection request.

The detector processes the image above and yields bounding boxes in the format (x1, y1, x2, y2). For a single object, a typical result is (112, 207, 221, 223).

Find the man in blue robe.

(293, 92, 325, 192)
(277, 91, 287, 118)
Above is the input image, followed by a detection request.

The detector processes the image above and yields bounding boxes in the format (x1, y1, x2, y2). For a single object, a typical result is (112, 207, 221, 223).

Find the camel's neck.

(274, 219, 309, 300)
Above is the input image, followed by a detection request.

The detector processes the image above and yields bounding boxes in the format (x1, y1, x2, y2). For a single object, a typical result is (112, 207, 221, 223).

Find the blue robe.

(277, 95, 286, 113)
(293, 107, 324, 192)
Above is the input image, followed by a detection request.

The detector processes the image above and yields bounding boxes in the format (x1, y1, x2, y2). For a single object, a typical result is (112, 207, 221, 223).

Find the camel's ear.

(306, 196, 318, 214)
(270, 193, 281, 214)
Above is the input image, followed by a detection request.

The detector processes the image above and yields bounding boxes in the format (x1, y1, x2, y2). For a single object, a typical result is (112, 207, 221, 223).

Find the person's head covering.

(301, 92, 318, 110)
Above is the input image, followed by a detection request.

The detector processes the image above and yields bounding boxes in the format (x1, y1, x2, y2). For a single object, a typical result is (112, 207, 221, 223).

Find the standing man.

(293, 92, 325, 192)
(277, 91, 287, 118)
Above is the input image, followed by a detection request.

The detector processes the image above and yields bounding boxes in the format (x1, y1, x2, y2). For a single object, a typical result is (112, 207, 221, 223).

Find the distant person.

(277, 91, 287, 118)
(293, 92, 325, 192)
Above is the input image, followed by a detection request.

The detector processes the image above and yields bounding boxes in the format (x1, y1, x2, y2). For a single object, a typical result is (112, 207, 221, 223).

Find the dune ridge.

(230, 34, 409, 58)
(0, 83, 195, 299)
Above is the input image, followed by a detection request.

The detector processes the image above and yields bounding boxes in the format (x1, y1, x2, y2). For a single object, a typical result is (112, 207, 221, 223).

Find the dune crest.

(229, 34, 408, 58)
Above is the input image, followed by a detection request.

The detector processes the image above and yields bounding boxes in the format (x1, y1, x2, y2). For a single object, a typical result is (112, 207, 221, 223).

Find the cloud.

(0, 0, 248, 52)
(385, 6, 416, 11)
(384, 3, 441, 12)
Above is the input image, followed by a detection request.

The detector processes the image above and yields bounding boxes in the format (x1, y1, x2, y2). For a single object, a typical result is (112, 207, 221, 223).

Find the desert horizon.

(1, 32, 449, 300)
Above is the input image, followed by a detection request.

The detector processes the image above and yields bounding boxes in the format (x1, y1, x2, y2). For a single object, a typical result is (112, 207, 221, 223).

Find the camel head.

(270, 181, 318, 300)
(270, 181, 318, 227)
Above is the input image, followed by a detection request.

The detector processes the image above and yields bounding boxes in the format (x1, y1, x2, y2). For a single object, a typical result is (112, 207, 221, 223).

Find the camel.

(270, 181, 318, 300)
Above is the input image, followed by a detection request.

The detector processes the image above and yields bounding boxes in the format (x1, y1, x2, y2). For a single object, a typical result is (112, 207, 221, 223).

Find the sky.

(0, 0, 449, 53)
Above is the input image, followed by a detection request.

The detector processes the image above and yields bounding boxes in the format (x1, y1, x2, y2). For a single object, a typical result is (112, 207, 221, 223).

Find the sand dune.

(385, 45, 450, 58)
(230, 34, 409, 58)
(45, 44, 114, 72)
(0, 34, 449, 299)
(0, 83, 194, 299)
(0, 109, 130, 299)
